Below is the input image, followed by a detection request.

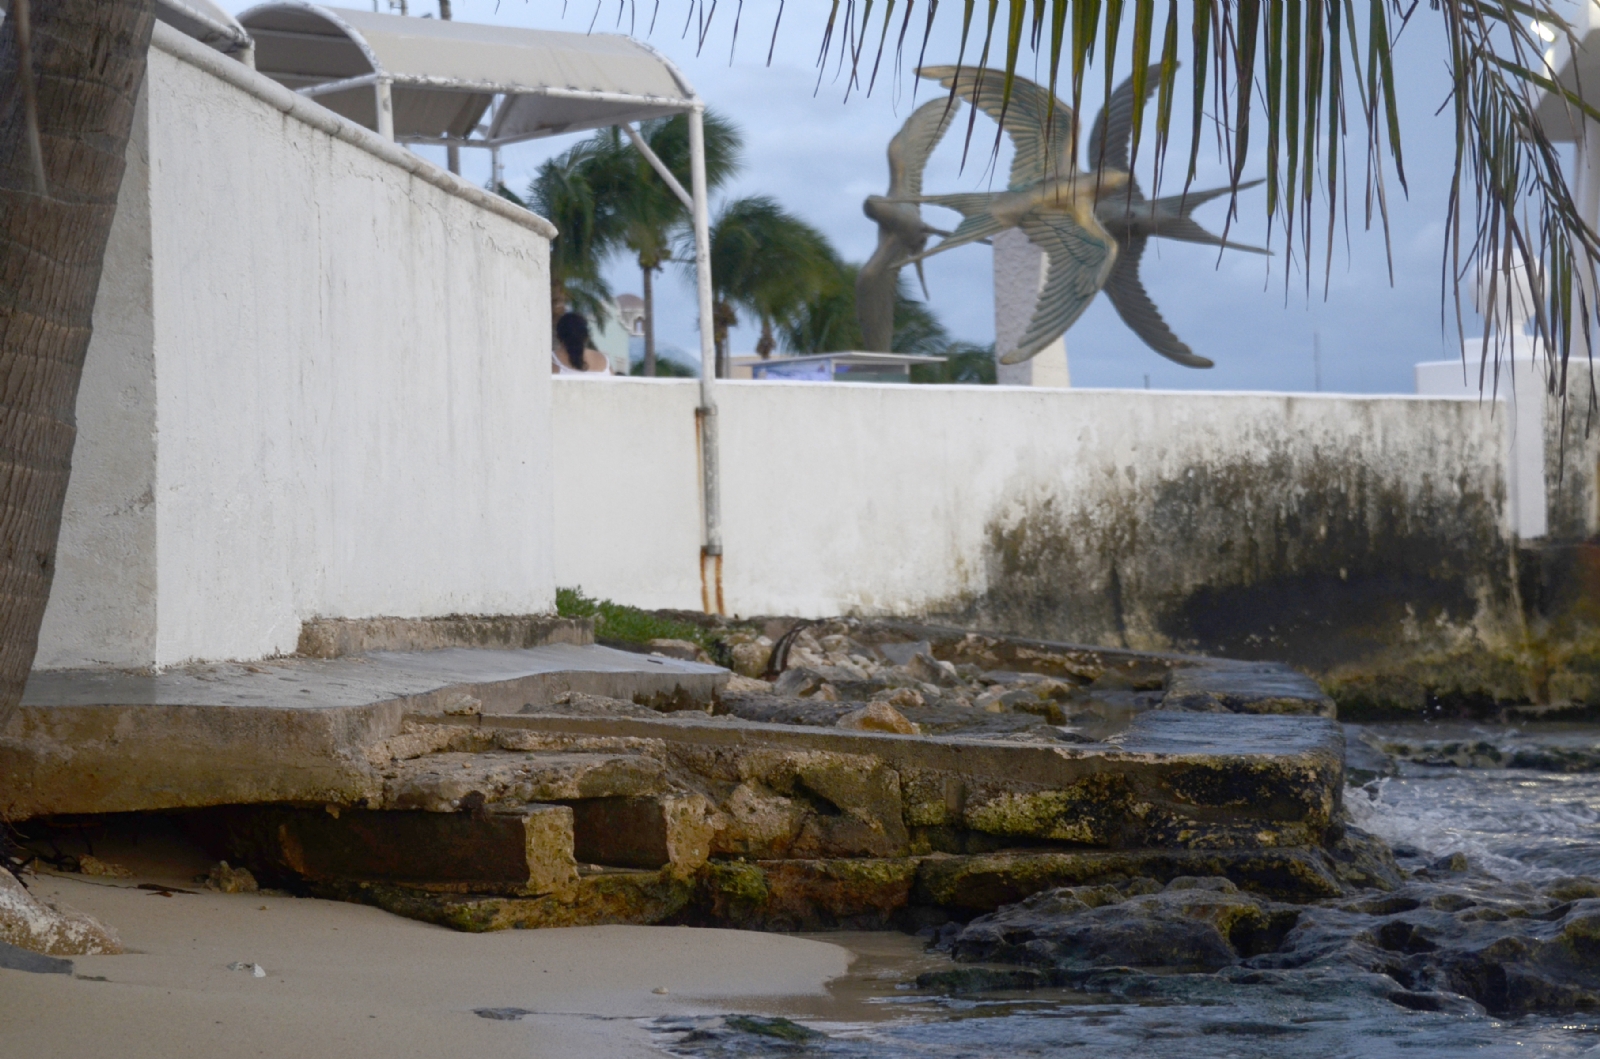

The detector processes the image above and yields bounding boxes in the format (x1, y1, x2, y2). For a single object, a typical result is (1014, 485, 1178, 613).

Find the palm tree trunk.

(642, 264, 656, 377)
(551, 274, 567, 328)
(0, 0, 155, 718)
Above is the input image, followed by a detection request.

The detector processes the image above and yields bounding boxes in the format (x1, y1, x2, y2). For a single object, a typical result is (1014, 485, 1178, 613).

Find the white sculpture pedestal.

(993, 228, 1070, 387)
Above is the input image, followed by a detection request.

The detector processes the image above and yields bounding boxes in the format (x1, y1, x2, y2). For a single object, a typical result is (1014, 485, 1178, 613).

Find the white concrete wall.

(551, 378, 703, 609)
(37, 26, 555, 668)
(1415, 338, 1547, 539)
(554, 379, 1512, 646)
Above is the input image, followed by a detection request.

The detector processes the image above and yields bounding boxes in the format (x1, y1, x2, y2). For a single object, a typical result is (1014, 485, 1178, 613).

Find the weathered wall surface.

(36, 27, 555, 669)
(34, 87, 159, 669)
(554, 380, 1520, 708)
(551, 378, 703, 610)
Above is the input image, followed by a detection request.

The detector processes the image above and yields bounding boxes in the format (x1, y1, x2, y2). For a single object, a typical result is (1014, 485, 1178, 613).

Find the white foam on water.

(1347, 769, 1600, 881)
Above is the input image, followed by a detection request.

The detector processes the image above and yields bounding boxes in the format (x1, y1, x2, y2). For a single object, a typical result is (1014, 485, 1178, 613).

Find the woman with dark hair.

(552, 311, 610, 374)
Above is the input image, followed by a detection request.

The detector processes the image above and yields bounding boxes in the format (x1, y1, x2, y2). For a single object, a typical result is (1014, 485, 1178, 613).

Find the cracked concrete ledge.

(0, 645, 725, 819)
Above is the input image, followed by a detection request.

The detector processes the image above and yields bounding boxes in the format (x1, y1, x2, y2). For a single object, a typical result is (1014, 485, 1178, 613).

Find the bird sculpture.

(899, 65, 1129, 364)
(1087, 65, 1268, 367)
(898, 64, 1265, 366)
(856, 97, 962, 352)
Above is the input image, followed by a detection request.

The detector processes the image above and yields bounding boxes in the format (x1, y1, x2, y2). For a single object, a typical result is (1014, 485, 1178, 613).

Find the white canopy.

(237, 3, 698, 146)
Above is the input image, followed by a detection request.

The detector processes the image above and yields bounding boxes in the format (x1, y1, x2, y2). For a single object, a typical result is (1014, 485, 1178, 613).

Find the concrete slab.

(1, 645, 726, 818)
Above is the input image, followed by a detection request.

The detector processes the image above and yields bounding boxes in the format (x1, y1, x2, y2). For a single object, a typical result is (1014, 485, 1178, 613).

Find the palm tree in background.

(702, 195, 836, 376)
(579, 111, 741, 375)
(780, 258, 951, 358)
(520, 142, 620, 329)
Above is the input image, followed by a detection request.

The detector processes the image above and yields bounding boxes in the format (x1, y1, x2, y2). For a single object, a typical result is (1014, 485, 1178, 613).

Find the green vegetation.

(555, 587, 710, 648)
(702, 195, 836, 372)
(628, 356, 696, 378)
(911, 342, 999, 385)
(723, 1016, 823, 1042)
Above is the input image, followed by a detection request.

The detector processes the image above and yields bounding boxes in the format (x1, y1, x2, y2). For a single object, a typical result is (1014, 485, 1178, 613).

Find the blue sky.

(222, 1, 1544, 393)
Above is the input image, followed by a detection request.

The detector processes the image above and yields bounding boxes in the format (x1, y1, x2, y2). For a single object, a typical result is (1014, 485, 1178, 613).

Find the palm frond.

(603, 0, 1600, 402)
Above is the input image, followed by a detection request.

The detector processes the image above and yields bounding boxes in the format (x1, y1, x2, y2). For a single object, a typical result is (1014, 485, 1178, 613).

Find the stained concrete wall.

(36, 26, 555, 669)
(554, 380, 1518, 698)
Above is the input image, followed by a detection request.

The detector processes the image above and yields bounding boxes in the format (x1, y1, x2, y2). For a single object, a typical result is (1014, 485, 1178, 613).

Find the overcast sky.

(222, 1, 1558, 393)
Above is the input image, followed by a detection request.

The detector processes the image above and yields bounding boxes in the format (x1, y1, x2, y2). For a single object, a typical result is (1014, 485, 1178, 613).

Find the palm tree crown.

(702, 196, 836, 372)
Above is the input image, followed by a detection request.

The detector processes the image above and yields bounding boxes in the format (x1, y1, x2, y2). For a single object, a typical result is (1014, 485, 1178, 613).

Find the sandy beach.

(0, 846, 853, 1059)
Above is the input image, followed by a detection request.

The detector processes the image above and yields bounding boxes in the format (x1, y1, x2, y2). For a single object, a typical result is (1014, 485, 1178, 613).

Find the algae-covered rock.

(945, 876, 1298, 973)
(695, 857, 919, 930)
(915, 847, 1346, 911)
(328, 866, 696, 932)
(962, 773, 1133, 845)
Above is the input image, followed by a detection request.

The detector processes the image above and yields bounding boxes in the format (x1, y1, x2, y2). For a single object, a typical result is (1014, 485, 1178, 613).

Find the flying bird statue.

(897, 64, 1265, 366)
(856, 97, 962, 352)
(901, 65, 1127, 364)
(1087, 65, 1268, 368)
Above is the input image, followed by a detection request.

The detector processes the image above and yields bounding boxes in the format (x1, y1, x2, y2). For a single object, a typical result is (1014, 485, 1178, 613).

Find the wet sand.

(1, 860, 851, 1059)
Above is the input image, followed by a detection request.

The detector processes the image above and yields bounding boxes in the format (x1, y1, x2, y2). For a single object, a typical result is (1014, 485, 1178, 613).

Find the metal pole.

(688, 105, 723, 568)
(375, 78, 395, 141)
(622, 123, 693, 211)
(439, 0, 459, 174)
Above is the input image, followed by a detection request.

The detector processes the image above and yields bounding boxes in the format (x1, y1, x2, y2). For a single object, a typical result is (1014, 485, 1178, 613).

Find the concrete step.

(2, 644, 726, 818)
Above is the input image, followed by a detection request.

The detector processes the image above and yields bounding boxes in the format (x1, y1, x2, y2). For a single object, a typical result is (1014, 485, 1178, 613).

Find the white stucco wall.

(1415, 339, 1547, 540)
(553, 380, 1512, 642)
(551, 378, 703, 609)
(37, 26, 555, 668)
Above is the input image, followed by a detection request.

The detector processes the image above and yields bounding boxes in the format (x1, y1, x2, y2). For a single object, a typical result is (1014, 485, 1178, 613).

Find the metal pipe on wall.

(687, 104, 724, 601)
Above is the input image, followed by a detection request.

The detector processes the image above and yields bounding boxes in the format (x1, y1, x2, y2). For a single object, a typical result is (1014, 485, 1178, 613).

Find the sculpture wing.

(1086, 63, 1167, 177)
(1001, 211, 1118, 364)
(887, 97, 960, 200)
(918, 65, 1076, 188)
(1101, 233, 1214, 368)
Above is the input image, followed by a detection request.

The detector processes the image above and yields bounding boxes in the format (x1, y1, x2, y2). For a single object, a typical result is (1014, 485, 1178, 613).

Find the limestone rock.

(519, 692, 660, 718)
(728, 638, 774, 678)
(0, 868, 122, 956)
(906, 652, 960, 687)
(722, 674, 774, 694)
(76, 855, 132, 878)
(647, 638, 704, 661)
(914, 847, 1347, 911)
(333, 866, 696, 932)
(709, 782, 808, 859)
(873, 686, 925, 711)
(696, 857, 920, 930)
(203, 861, 259, 894)
(382, 750, 667, 811)
(1163, 664, 1335, 717)
(836, 702, 919, 735)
